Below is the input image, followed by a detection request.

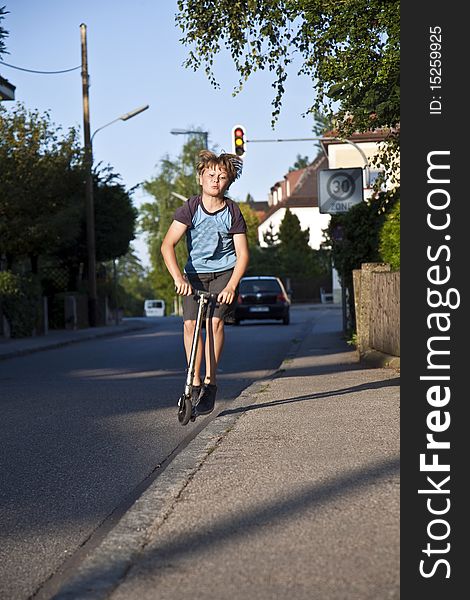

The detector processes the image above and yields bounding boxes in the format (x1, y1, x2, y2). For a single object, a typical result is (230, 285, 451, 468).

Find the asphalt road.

(0, 306, 318, 600)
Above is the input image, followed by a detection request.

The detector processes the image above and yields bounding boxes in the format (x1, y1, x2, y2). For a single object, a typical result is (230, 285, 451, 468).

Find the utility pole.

(80, 23, 98, 327)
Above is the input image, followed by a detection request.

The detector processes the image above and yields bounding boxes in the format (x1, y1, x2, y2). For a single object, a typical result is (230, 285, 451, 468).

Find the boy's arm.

(160, 220, 192, 296)
(217, 233, 250, 305)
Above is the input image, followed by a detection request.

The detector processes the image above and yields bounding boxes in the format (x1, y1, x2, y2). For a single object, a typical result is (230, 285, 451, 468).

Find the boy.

(161, 150, 249, 416)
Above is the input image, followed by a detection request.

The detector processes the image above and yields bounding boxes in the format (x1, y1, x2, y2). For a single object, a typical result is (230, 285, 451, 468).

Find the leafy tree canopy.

(140, 136, 203, 308)
(176, 0, 399, 140)
(57, 165, 138, 268)
(0, 103, 83, 269)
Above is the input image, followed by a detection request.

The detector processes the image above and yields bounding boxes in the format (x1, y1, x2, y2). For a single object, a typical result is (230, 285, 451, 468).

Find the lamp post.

(91, 105, 150, 144)
(80, 23, 149, 327)
(170, 128, 208, 149)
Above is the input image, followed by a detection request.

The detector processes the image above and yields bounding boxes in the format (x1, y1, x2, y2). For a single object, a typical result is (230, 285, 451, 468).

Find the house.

(258, 153, 331, 250)
(320, 129, 397, 197)
(0, 74, 15, 101)
(245, 196, 269, 222)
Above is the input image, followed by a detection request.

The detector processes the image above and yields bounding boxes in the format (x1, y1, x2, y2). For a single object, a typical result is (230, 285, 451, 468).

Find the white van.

(144, 299, 165, 317)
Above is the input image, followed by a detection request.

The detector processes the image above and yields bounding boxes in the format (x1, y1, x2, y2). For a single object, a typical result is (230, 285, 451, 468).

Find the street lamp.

(80, 23, 149, 327)
(91, 105, 149, 144)
(170, 128, 208, 149)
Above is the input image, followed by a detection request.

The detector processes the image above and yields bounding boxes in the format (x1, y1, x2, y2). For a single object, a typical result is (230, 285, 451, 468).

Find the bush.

(379, 199, 400, 270)
(0, 272, 41, 337)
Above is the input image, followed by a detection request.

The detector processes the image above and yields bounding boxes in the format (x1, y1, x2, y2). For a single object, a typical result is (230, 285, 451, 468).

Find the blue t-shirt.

(173, 195, 247, 274)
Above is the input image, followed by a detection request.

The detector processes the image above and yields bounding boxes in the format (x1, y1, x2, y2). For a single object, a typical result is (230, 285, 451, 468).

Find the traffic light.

(232, 125, 246, 157)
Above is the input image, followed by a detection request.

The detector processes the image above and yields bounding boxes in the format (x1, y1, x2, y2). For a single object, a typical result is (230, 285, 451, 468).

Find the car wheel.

(282, 313, 290, 325)
(234, 318, 241, 326)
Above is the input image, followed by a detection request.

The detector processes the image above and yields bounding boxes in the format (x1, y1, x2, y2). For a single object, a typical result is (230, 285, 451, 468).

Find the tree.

(288, 154, 310, 172)
(176, 0, 399, 196)
(0, 103, 84, 272)
(263, 223, 279, 247)
(277, 208, 322, 279)
(140, 136, 203, 310)
(323, 190, 397, 325)
(106, 249, 157, 317)
(56, 165, 138, 286)
(176, 1, 399, 136)
(237, 201, 260, 248)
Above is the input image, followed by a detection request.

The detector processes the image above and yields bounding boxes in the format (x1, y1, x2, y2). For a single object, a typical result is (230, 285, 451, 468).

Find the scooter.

(177, 289, 217, 426)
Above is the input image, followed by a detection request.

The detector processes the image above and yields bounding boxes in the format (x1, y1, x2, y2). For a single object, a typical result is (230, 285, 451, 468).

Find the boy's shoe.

(195, 383, 217, 415)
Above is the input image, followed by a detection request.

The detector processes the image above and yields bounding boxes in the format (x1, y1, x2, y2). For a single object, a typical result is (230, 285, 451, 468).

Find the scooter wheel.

(178, 394, 193, 426)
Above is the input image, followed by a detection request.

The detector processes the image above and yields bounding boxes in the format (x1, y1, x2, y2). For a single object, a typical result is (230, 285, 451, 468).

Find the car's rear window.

(240, 279, 281, 294)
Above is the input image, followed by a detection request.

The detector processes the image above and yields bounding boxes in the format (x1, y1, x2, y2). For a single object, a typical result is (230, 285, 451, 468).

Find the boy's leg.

(196, 317, 222, 414)
(203, 316, 225, 385)
(196, 269, 237, 415)
(182, 273, 210, 400)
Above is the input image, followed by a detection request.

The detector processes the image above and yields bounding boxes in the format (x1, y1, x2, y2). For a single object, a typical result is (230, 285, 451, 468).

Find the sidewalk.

(52, 310, 400, 600)
(0, 319, 151, 361)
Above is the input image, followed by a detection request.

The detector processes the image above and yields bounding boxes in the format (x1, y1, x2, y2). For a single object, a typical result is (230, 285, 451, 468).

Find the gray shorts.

(183, 269, 237, 321)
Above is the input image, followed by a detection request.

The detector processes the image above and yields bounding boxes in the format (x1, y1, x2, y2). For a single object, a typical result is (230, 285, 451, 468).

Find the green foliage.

(0, 103, 84, 268)
(324, 196, 386, 282)
(0, 104, 136, 278)
(277, 209, 323, 278)
(379, 197, 400, 270)
(323, 189, 399, 323)
(248, 209, 328, 283)
(176, 1, 400, 196)
(247, 245, 280, 277)
(107, 250, 158, 317)
(176, 0, 400, 137)
(55, 165, 138, 275)
(238, 201, 260, 247)
(288, 154, 310, 172)
(94, 168, 138, 261)
(0, 271, 41, 337)
(140, 136, 203, 312)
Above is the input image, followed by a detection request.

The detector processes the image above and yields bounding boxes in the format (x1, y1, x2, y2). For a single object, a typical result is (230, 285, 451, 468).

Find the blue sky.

(1, 0, 320, 266)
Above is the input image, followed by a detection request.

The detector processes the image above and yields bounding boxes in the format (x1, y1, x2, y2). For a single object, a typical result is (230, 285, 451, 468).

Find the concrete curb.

(0, 323, 149, 362)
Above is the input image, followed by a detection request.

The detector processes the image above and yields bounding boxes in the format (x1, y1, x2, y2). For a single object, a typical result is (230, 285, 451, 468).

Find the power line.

(0, 60, 80, 74)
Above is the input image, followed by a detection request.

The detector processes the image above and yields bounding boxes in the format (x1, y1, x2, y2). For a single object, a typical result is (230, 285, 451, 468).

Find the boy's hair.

(197, 150, 243, 183)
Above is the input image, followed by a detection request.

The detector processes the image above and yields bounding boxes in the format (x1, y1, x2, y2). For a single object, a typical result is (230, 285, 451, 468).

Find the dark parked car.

(234, 276, 291, 325)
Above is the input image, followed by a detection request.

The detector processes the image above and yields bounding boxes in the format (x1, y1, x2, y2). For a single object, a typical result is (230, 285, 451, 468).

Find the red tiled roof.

(259, 153, 328, 225)
(321, 129, 392, 145)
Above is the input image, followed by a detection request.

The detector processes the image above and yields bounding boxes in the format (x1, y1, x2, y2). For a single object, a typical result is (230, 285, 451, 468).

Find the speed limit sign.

(317, 168, 364, 214)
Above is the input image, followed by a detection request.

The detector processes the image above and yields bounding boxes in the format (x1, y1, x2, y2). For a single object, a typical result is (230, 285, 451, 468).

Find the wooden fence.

(353, 263, 400, 358)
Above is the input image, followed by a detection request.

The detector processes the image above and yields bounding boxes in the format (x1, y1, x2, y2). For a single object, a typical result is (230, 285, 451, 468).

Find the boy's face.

(199, 164, 231, 198)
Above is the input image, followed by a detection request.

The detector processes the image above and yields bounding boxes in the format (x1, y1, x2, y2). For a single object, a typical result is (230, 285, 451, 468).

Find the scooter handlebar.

(193, 289, 218, 300)
(174, 286, 219, 303)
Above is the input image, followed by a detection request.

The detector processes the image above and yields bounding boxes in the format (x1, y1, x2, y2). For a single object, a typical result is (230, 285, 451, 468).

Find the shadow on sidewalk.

(54, 455, 399, 598)
(219, 376, 400, 417)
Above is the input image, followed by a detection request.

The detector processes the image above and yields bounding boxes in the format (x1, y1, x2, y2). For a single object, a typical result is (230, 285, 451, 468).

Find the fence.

(353, 263, 400, 358)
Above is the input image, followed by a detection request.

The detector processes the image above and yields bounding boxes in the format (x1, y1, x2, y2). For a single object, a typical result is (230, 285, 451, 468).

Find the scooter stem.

(184, 293, 207, 395)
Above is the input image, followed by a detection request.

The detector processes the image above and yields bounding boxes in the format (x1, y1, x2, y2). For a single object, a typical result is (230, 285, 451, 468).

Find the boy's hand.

(174, 277, 192, 296)
(217, 285, 237, 305)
